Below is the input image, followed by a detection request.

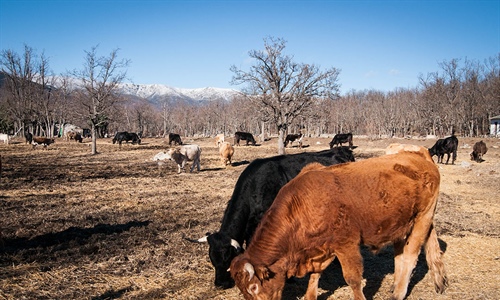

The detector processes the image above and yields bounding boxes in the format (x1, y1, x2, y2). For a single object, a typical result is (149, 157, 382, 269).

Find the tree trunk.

(91, 123, 97, 155)
(260, 121, 266, 142)
(277, 128, 286, 155)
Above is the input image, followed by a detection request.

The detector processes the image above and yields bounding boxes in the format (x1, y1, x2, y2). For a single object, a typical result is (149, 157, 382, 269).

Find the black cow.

(196, 147, 355, 289)
(284, 133, 303, 148)
(329, 132, 353, 148)
(82, 128, 91, 138)
(24, 131, 33, 144)
(74, 133, 83, 143)
(168, 133, 182, 146)
(428, 135, 458, 164)
(112, 132, 141, 145)
(234, 131, 256, 146)
(470, 140, 487, 163)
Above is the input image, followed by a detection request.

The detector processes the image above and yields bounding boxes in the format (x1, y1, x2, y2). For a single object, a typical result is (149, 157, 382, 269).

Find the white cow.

(153, 144, 202, 173)
(0, 133, 11, 144)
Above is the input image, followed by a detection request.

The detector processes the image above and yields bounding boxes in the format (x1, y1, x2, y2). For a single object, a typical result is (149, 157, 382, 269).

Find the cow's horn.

(230, 239, 241, 250)
(244, 263, 254, 281)
(182, 233, 209, 244)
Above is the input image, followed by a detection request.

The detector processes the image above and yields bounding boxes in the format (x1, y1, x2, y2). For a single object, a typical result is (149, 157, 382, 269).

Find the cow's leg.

(452, 151, 457, 164)
(445, 153, 450, 164)
(392, 239, 405, 293)
(391, 217, 433, 300)
(336, 244, 365, 300)
(304, 273, 321, 300)
(189, 157, 200, 172)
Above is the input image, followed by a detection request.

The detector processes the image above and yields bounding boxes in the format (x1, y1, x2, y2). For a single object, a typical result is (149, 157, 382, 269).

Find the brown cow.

(219, 142, 234, 166)
(32, 137, 55, 149)
(470, 140, 487, 163)
(65, 131, 83, 143)
(230, 149, 447, 300)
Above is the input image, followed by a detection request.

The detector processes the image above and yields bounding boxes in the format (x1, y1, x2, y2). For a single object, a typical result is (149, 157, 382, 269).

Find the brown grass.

(0, 136, 499, 300)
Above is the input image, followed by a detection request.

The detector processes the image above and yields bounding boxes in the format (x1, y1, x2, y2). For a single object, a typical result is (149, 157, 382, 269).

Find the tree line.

(1, 42, 499, 153)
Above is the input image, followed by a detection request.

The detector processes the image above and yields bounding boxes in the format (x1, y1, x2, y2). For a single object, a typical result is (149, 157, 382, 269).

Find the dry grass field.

(0, 135, 499, 300)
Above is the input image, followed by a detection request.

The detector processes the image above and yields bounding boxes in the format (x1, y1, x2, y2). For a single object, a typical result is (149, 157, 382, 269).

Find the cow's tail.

(424, 224, 448, 294)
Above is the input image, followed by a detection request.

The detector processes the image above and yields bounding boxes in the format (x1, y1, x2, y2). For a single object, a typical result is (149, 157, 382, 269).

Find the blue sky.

(1, 0, 499, 94)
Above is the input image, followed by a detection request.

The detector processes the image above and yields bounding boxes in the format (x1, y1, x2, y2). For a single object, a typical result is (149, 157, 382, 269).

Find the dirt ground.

(0, 135, 499, 300)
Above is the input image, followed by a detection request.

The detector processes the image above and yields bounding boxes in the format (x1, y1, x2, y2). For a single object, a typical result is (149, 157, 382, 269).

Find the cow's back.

(219, 147, 354, 239)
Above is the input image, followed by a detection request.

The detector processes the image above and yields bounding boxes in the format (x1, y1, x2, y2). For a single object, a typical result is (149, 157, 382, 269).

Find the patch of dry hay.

(1, 136, 499, 299)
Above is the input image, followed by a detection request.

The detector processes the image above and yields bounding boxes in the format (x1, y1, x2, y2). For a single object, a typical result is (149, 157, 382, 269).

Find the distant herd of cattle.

(0, 130, 491, 166)
(0, 129, 494, 299)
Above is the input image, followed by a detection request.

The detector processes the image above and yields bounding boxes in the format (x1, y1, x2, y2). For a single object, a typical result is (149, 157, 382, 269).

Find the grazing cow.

(234, 131, 256, 146)
(0, 133, 10, 144)
(196, 147, 355, 289)
(65, 131, 83, 143)
(219, 142, 235, 166)
(470, 140, 487, 163)
(329, 132, 353, 148)
(154, 144, 201, 173)
(24, 131, 33, 144)
(168, 133, 183, 146)
(428, 135, 458, 164)
(32, 137, 55, 149)
(112, 132, 141, 145)
(284, 133, 303, 148)
(230, 149, 447, 300)
(214, 133, 225, 147)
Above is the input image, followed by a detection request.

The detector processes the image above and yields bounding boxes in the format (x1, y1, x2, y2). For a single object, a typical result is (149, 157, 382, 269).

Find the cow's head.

(198, 232, 242, 289)
(152, 151, 169, 161)
(166, 148, 179, 160)
(470, 151, 478, 161)
(230, 256, 284, 300)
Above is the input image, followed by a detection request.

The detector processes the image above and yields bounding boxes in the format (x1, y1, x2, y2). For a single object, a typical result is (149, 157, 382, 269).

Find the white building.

(490, 115, 500, 137)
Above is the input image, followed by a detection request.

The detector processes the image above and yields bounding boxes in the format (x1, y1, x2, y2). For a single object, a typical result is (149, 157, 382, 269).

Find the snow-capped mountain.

(118, 83, 240, 105)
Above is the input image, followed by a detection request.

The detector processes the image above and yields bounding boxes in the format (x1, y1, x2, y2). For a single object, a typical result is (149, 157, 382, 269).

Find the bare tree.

(0, 45, 46, 135)
(71, 46, 129, 154)
(230, 37, 341, 154)
(34, 52, 62, 138)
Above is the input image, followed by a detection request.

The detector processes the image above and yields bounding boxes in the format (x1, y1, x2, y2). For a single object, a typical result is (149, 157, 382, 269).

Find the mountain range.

(118, 83, 241, 106)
